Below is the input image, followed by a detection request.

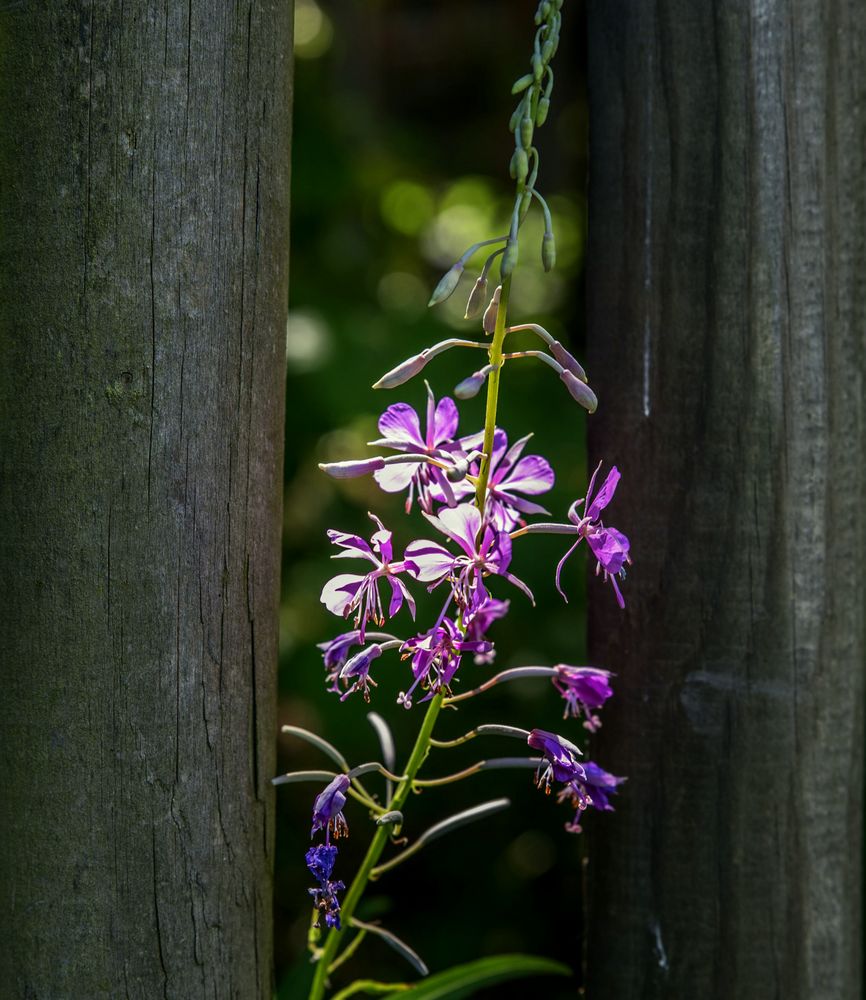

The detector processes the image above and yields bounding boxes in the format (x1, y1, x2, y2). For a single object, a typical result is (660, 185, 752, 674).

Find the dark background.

(277, 2, 594, 995)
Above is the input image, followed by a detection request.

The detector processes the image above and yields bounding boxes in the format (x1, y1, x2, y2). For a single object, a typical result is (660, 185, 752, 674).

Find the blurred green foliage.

(279, 2, 590, 996)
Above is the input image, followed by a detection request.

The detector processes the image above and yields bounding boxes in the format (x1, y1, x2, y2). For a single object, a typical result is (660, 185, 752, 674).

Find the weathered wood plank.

(0, 4, 292, 996)
(585, 1, 865, 996)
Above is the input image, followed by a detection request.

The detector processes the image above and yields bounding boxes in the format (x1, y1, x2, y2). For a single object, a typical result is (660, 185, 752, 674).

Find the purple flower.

(370, 384, 463, 512)
(311, 774, 350, 843)
(527, 728, 585, 792)
(451, 429, 555, 530)
(405, 503, 534, 612)
(337, 643, 383, 702)
(552, 665, 614, 731)
(557, 761, 626, 834)
(320, 513, 417, 640)
(305, 843, 338, 883)
(463, 596, 510, 664)
(556, 462, 631, 608)
(306, 845, 345, 929)
(398, 617, 492, 707)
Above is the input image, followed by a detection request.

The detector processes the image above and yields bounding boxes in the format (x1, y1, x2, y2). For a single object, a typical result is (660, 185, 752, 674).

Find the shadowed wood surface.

(585, 1, 865, 997)
(0, 4, 292, 997)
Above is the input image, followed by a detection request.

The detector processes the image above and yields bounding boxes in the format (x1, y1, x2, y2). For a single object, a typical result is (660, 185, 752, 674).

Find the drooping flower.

(556, 462, 631, 608)
(527, 728, 585, 792)
(310, 775, 350, 843)
(370, 384, 464, 512)
(405, 503, 533, 612)
(450, 428, 554, 530)
(320, 513, 417, 641)
(398, 617, 492, 708)
(557, 761, 626, 834)
(305, 842, 338, 883)
(306, 844, 345, 929)
(463, 596, 510, 664)
(337, 643, 383, 702)
(552, 665, 614, 731)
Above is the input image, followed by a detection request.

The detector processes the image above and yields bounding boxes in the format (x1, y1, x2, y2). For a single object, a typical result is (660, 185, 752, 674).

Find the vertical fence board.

(585, 2, 865, 996)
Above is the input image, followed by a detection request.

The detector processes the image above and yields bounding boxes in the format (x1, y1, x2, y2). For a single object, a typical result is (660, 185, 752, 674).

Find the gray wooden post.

(0, 4, 292, 997)
(585, 2, 865, 997)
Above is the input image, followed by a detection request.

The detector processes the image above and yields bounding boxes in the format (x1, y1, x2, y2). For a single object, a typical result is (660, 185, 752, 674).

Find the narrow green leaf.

(351, 918, 429, 976)
(381, 954, 570, 1000)
(331, 980, 411, 1000)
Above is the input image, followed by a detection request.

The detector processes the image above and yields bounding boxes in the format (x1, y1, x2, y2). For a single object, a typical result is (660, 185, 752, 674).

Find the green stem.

(308, 695, 444, 1000)
(474, 272, 513, 512)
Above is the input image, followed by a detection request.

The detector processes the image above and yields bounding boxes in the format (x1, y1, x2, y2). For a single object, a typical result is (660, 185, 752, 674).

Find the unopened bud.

(500, 239, 519, 278)
(542, 231, 556, 272)
(446, 456, 472, 482)
(509, 147, 529, 184)
(373, 352, 428, 389)
(520, 115, 534, 149)
(483, 285, 502, 335)
(560, 370, 598, 413)
(428, 261, 465, 307)
(535, 97, 550, 127)
(541, 39, 555, 63)
(319, 457, 386, 479)
(464, 275, 488, 319)
(509, 102, 524, 133)
(454, 369, 488, 400)
(532, 52, 543, 81)
(549, 341, 587, 382)
(511, 73, 534, 95)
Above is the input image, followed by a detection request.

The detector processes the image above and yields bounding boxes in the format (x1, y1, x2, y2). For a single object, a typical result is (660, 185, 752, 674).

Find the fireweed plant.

(276, 4, 629, 996)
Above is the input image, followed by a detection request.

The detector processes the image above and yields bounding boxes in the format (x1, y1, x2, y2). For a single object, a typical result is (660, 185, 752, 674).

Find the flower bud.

(541, 38, 555, 63)
(532, 52, 543, 81)
(428, 260, 465, 307)
(373, 352, 428, 389)
(560, 370, 598, 413)
(520, 114, 534, 149)
(549, 341, 587, 382)
(445, 456, 471, 482)
(464, 275, 488, 319)
(542, 231, 556, 272)
(453, 369, 487, 400)
(535, 97, 550, 127)
(509, 102, 524, 133)
(500, 239, 519, 278)
(511, 73, 534, 95)
(509, 147, 529, 184)
(319, 457, 386, 479)
(483, 285, 502, 335)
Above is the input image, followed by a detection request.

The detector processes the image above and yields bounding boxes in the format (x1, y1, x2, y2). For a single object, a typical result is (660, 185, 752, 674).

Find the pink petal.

(388, 576, 416, 619)
(404, 539, 455, 583)
(499, 454, 555, 496)
(320, 574, 364, 616)
(378, 403, 425, 449)
(586, 467, 621, 519)
(373, 463, 417, 493)
(424, 503, 481, 557)
(587, 527, 629, 574)
(431, 396, 459, 445)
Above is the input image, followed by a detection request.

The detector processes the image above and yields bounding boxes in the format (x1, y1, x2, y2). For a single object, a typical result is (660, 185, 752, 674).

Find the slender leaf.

(381, 954, 570, 1000)
(280, 724, 350, 771)
(331, 981, 411, 1000)
(350, 918, 429, 976)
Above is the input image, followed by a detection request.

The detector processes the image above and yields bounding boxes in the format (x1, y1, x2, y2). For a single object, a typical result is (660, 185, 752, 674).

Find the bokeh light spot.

(285, 310, 333, 372)
(294, 0, 333, 60)
(380, 180, 436, 236)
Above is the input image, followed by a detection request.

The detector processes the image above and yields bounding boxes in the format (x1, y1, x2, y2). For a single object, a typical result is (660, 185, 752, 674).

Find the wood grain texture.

(585, 1, 865, 997)
(0, 3, 292, 997)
